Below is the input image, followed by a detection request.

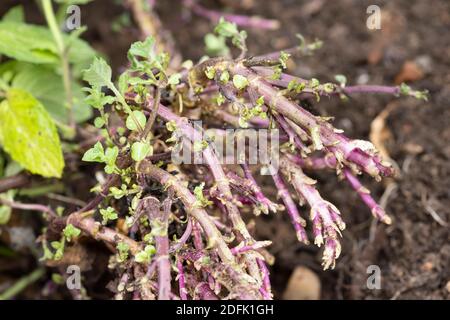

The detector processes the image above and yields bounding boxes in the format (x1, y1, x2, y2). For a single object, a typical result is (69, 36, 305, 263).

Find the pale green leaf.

(0, 191, 14, 225)
(11, 63, 92, 123)
(0, 21, 95, 69)
(63, 224, 81, 241)
(131, 141, 152, 162)
(126, 111, 146, 131)
(83, 57, 113, 90)
(0, 89, 64, 178)
(167, 73, 181, 85)
(82, 141, 105, 162)
(232, 74, 249, 90)
(204, 33, 229, 56)
(0, 205, 11, 225)
(214, 18, 238, 37)
(2, 5, 25, 23)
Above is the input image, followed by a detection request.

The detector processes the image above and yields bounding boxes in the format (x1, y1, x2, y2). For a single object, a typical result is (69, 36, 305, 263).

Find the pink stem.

(257, 258, 272, 300)
(183, 0, 280, 30)
(230, 64, 393, 179)
(145, 197, 171, 300)
(343, 169, 392, 224)
(241, 163, 278, 213)
(0, 199, 56, 218)
(170, 219, 193, 253)
(270, 171, 309, 244)
(230, 240, 272, 255)
(177, 258, 188, 300)
(288, 154, 391, 224)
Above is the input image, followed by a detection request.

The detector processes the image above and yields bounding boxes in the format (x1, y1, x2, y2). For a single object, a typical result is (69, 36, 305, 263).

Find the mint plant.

(53, 17, 426, 300)
(0, 1, 97, 233)
(0, 1, 95, 179)
(0, 6, 428, 300)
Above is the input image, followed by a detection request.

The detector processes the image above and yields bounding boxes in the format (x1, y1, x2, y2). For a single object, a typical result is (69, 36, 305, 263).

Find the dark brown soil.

(1, 0, 449, 300)
(158, 0, 450, 300)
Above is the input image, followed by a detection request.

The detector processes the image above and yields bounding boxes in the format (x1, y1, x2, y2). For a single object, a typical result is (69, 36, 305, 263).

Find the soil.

(160, 0, 450, 300)
(1, 0, 449, 300)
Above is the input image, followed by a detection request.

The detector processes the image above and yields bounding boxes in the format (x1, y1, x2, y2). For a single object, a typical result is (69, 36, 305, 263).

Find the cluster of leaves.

(0, 2, 429, 300)
(205, 17, 247, 56)
(0, 1, 96, 226)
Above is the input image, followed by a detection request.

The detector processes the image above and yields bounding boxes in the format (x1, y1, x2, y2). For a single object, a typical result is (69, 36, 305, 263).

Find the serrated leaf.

(63, 223, 81, 241)
(0, 21, 95, 70)
(128, 37, 155, 60)
(84, 88, 115, 110)
(82, 141, 104, 162)
(11, 63, 92, 123)
(214, 18, 239, 37)
(0, 89, 64, 178)
(83, 57, 113, 90)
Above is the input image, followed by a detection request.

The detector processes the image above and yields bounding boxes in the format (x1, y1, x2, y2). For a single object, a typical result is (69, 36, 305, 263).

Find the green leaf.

(214, 18, 239, 37)
(0, 22, 58, 64)
(167, 73, 181, 86)
(0, 206, 11, 225)
(204, 66, 216, 80)
(82, 141, 105, 163)
(104, 146, 119, 174)
(0, 21, 95, 69)
(116, 242, 129, 262)
(334, 74, 347, 87)
(126, 111, 146, 131)
(220, 70, 230, 83)
(94, 117, 105, 128)
(118, 71, 130, 95)
(204, 33, 229, 56)
(194, 183, 213, 208)
(135, 244, 156, 264)
(100, 206, 118, 225)
(232, 74, 249, 90)
(127, 37, 169, 73)
(3, 6, 25, 23)
(279, 51, 291, 69)
(83, 57, 113, 90)
(0, 191, 14, 225)
(63, 224, 81, 242)
(0, 89, 64, 178)
(216, 93, 225, 106)
(84, 87, 115, 110)
(131, 141, 152, 162)
(128, 37, 156, 60)
(51, 238, 65, 260)
(11, 63, 92, 123)
(213, 18, 247, 51)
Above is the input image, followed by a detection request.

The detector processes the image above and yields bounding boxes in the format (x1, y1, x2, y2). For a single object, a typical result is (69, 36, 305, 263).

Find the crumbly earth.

(156, 0, 450, 300)
(0, 0, 448, 299)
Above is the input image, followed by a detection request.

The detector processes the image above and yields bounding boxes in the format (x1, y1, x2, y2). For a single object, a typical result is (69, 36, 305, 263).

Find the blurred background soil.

(1, 0, 449, 299)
